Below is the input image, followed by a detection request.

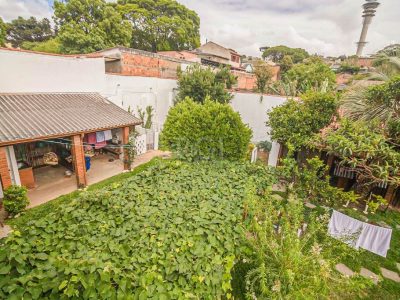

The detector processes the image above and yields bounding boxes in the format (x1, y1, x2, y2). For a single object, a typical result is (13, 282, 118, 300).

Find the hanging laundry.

(328, 210, 392, 257)
(104, 130, 112, 141)
(94, 140, 106, 149)
(357, 223, 392, 257)
(96, 131, 106, 143)
(87, 133, 96, 144)
(328, 210, 363, 248)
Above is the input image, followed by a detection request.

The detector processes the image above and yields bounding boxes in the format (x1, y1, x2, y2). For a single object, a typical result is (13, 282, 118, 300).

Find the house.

(193, 41, 242, 69)
(0, 93, 141, 200)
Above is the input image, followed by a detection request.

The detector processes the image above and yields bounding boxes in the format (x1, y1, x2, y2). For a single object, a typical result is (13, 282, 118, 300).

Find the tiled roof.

(0, 93, 142, 144)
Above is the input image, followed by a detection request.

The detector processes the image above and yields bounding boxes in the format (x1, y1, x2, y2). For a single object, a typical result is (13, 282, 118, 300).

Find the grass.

(7, 157, 161, 229)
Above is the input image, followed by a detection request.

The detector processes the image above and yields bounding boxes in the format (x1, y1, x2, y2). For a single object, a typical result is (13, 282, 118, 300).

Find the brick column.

(122, 126, 131, 170)
(0, 147, 12, 189)
(71, 135, 87, 188)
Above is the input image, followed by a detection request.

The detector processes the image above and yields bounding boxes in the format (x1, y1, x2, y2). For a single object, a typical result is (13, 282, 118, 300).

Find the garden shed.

(0, 93, 141, 202)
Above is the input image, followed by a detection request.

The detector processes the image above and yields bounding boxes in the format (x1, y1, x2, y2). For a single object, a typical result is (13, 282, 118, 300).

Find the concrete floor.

(27, 150, 169, 208)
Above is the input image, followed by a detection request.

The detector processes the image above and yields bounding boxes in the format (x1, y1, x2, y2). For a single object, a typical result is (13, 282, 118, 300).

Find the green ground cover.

(0, 159, 271, 299)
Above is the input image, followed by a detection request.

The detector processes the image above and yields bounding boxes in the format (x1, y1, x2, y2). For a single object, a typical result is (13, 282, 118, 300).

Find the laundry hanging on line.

(328, 210, 392, 257)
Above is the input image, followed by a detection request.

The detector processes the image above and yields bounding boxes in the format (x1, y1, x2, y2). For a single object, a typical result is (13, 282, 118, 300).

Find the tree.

(267, 92, 338, 150)
(377, 44, 400, 57)
(341, 76, 400, 124)
(6, 17, 53, 48)
(116, 0, 200, 52)
(160, 98, 252, 161)
(312, 119, 400, 198)
(54, 0, 132, 54)
(21, 38, 62, 54)
(283, 61, 336, 95)
(0, 17, 6, 47)
(280, 55, 293, 73)
(176, 64, 237, 104)
(253, 60, 273, 101)
(262, 45, 309, 64)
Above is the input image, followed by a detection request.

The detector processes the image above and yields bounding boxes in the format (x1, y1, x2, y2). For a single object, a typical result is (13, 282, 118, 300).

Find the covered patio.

(0, 93, 142, 203)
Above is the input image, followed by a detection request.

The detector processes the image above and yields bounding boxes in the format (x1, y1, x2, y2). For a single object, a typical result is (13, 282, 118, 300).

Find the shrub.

(2, 185, 29, 217)
(160, 98, 252, 161)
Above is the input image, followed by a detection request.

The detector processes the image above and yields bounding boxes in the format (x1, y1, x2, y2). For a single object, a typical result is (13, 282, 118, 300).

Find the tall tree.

(116, 0, 200, 52)
(253, 60, 273, 101)
(6, 17, 53, 48)
(176, 65, 237, 104)
(262, 45, 309, 64)
(54, 0, 132, 54)
(0, 17, 6, 47)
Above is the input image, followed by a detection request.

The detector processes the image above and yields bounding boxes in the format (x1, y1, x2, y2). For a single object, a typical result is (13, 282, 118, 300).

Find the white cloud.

(0, 0, 51, 21)
(0, 0, 398, 57)
(180, 0, 399, 57)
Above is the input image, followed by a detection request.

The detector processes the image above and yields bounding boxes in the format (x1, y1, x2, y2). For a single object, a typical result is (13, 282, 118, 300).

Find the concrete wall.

(0, 49, 105, 93)
(102, 74, 177, 130)
(231, 92, 287, 166)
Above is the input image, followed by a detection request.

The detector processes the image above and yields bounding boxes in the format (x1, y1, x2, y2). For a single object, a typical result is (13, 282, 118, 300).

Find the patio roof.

(0, 93, 142, 145)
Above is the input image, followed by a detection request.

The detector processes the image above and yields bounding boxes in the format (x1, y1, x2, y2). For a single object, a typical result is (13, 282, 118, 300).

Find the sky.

(0, 0, 398, 57)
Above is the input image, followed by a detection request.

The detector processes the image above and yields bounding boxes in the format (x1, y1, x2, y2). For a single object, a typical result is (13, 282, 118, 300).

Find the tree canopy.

(54, 0, 132, 54)
(267, 92, 338, 149)
(312, 119, 400, 196)
(176, 64, 237, 104)
(253, 60, 273, 100)
(283, 61, 337, 95)
(262, 45, 309, 64)
(6, 17, 53, 48)
(116, 0, 200, 52)
(0, 17, 6, 47)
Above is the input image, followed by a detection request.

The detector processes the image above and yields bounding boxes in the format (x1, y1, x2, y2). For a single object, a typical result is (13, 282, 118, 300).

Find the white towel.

(96, 131, 105, 143)
(104, 130, 112, 141)
(328, 210, 363, 248)
(357, 223, 392, 257)
(328, 210, 392, 257)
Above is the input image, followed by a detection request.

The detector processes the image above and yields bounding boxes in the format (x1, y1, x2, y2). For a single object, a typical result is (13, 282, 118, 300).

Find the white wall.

(102, 74, 177, 130)
(231, 92, 287, 166)
(0, 49, 105, 93)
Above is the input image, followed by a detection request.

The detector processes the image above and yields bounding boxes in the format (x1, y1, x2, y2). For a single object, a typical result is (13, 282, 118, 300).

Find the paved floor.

(27, 150, 169, 208)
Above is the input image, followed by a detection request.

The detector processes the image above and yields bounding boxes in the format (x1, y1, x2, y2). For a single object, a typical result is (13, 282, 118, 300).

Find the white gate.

(135, 133, 147, 156)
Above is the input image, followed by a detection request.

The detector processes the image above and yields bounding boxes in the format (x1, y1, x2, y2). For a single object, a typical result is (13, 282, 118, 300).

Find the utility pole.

(356, 0, 380, 56)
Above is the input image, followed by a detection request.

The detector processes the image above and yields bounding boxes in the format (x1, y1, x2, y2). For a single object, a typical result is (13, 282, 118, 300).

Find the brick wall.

(71, 135, 87, 188)
(0, 147, 12, 189)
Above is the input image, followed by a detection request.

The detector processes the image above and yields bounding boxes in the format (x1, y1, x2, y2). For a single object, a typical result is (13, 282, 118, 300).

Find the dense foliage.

(262, 45, 309, 65)
(5, 17, 53, 48)
(160, 99, 252, 161)
(21, 38, 62, 54)
(176, 65, 237, 104)
(2, 185, 29, 217)
(283, 61, 337, 95)
(342, 76, 400, 123)
(267, 91, 338, 149)
(312, 119, 400, 198)
(0, 160, 271, 299)
(116, 0, 200, 52)
(54, 0, 132, 54)
(0, 17, 6, 47)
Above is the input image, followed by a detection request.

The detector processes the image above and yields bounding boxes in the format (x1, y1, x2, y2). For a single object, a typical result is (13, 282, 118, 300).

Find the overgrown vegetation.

(0, 160, 271, 299)
(176, 65, 237, 104)
(253, 60, 273, 101)
(160, 98, 252, 161)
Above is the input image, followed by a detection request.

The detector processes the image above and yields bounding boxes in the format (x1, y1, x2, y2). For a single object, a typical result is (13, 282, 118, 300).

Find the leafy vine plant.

(126, 129, 138, 170)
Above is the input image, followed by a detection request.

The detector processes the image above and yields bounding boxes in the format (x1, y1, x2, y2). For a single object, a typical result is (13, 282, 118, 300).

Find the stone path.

(336, 263, 400, 284)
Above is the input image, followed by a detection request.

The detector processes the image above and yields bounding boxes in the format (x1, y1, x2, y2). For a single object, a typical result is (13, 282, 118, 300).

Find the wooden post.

(71, 135, 87, 188)
(122, 126, 131, 170)
(384, 185, 396, 205)
(326, 154, 335, 176)
(0, 147, 12, 189)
